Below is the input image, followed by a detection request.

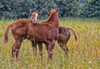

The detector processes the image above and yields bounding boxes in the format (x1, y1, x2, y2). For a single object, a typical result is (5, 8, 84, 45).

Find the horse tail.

(67, 27, 78, 42)
(4, 24, 12, 43)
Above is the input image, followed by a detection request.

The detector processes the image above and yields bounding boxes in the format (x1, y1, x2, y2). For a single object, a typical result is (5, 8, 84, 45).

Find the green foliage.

(0, 0, 34, 19)
(0, 0, 57, 19)
(0, 0, 79, 19)
(80, 0, 100, 18)
(55, 0, 79, 17)
(0, 0, 100, 19)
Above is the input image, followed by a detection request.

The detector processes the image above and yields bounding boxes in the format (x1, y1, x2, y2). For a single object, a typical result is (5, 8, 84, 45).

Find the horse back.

(11, 19, 30, 37)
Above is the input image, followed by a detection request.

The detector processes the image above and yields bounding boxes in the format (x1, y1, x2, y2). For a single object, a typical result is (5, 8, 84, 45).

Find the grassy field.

(0, 18, 100, 69)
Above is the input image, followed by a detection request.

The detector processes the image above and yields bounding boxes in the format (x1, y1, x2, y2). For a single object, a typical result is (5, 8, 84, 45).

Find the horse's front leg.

(38, 43, 43, 57)
(31, 41, 37, 55)
(58, 41, 69, 55)
(47, 40, 55, 59)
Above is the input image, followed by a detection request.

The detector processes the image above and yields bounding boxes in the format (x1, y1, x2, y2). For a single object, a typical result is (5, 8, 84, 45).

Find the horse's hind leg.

(63, 44, 69, 55)
(12, 37, 23, 60)
(58, 42, 69, 55)
(31, 41, 37, 55)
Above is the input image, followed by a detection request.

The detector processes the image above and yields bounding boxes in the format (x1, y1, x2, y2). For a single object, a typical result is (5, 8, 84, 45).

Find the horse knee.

(65, 48, 69, 54)
(48, 52, 53, 59)
(12, 45, 20, 51)
(48, 45, 54, 58)
(12, 46, 16, 52)
(64, 45, 69, 54)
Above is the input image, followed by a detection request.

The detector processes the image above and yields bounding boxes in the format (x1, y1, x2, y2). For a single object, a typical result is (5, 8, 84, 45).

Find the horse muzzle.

(32, 20, 37, 24)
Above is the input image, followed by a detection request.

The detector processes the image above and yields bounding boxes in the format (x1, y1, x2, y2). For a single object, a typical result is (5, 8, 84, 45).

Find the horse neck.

(46, 12, 59, 29)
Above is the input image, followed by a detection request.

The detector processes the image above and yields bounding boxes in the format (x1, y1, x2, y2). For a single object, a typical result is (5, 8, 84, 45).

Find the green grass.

(0, 18, 100, 69)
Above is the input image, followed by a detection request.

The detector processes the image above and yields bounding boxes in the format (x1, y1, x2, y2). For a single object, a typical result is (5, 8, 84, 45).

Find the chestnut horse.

(32, 10, 78, 56)
(4, 9, 59, 60)
(46, 10, 78, 54)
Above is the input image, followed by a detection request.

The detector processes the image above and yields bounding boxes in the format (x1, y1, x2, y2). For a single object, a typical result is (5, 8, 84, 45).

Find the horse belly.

(34, 34, 46, 42)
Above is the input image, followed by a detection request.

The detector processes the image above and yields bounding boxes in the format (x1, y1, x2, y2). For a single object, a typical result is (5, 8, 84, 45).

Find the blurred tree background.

(0, 0, 100, 19)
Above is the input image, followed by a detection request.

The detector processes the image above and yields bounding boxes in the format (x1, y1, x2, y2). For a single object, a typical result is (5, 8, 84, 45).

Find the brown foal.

(33, 10, 78, 56)
(4, 9, 59, 60)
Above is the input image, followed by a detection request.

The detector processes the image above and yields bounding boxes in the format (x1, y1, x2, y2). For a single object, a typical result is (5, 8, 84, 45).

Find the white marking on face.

(32, 13, 38, 24)
(36, 13, 38, 17)
(35, 13, 38, 22)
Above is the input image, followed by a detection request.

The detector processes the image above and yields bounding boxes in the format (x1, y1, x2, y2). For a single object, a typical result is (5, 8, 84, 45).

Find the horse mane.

(37, 10, 59, 30)
(46, 11, 57, 22)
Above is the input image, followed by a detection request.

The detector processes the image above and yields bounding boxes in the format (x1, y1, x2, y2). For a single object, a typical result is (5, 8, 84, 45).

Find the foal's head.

(46, 8, 59, 15)
(30, 9, 42, 24)
(46, 8, 59, 22)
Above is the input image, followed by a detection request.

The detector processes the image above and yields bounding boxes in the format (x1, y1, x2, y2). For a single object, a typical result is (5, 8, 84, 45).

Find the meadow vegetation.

(0, 18, 100, 69)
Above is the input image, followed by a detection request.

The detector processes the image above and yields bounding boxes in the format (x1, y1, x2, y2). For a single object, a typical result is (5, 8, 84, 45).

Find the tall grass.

(0, 18, 100, 69)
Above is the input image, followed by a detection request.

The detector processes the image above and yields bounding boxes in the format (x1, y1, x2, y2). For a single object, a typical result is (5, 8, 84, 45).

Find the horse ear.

(38, 11, 42, 16)
(30, 9, 33, 14)
(56, 8, 59, 12)
(46, 10, 50, 14)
